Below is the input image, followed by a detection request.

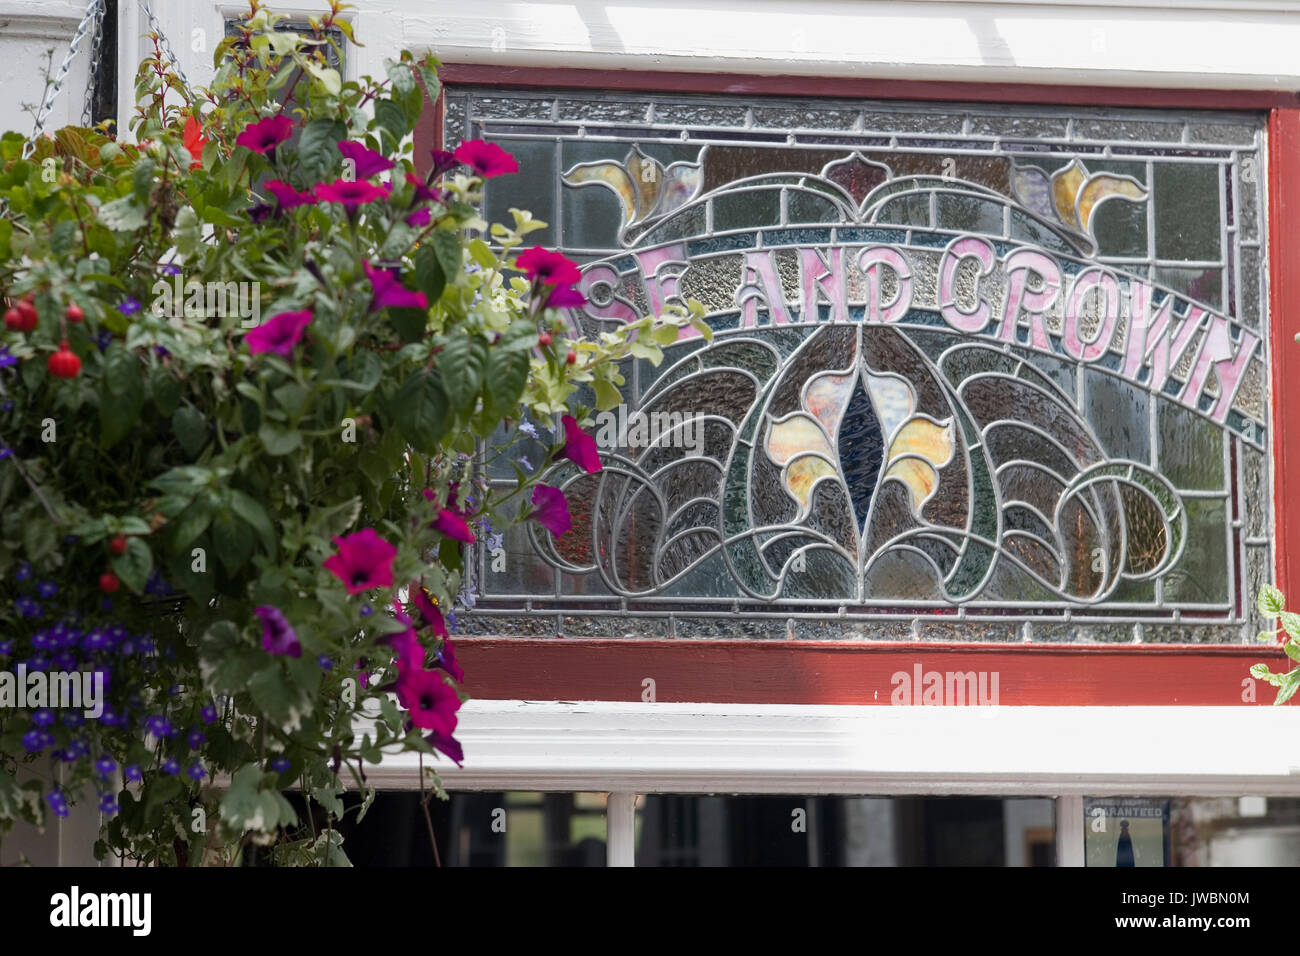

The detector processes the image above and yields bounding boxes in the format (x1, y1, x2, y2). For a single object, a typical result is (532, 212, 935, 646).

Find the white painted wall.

(0, 0, 94, 143)
(5, 1, 1299, 142)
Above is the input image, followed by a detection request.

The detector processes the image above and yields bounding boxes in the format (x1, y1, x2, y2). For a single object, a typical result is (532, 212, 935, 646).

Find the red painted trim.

(438, 64, 1299, 111)
(412, 74, 443, 174)
(456, 639, 1282, 706)
(425, 71, 1293, 706)
(1270, 109, 1300, 603)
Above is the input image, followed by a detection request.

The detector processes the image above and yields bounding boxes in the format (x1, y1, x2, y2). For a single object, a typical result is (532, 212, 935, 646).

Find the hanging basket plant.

(0, 0, 708, 865)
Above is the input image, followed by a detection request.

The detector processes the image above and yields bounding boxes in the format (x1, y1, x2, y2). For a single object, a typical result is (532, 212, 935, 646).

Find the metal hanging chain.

(138, 0, 195, 103)
(22, 0, 106, 158)
(81, 0, 107, 127)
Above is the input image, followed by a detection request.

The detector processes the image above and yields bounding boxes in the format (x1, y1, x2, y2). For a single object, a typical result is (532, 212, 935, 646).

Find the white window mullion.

(1055, 796, 1085, 867)
(606, 792, 637, 867)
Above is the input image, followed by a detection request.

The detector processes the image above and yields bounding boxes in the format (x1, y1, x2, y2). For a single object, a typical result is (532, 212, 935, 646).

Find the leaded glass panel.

(445, 89, 1270, 643)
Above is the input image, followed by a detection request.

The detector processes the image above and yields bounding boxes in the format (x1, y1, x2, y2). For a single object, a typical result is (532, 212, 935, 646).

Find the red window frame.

(415, 66, 1300, 706)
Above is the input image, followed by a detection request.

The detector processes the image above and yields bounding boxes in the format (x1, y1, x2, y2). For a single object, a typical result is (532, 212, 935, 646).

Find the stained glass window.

(445, 89, 1270, 643)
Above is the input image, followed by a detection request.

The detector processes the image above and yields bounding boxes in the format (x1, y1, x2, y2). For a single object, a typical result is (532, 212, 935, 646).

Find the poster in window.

(1084, 798, 1170, 867)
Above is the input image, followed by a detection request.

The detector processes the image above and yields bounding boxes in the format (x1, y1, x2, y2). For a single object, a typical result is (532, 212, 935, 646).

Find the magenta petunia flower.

(405, 207, 432, 228)
(246, 309, 313, 357)
(452, 139, 518, 178)
(546, 285, 586, 308)
(362, 260, 428, 312)
(395, 668, 460, 735)
(383, 601, 425, 673)
(434, 638, 463, 683)
(265, 179, 317, 209)
(322, 529, 398, 594)
(336, 140, 394, 180)
(516, 246, 582, 288)
(256, 605, 301, 658)
(531, 485, 572, 537)
(314, 179, 389, 210)
(426, 729, 464, 766)
(557, 414, 603, 474)
(405, 172, 443, 206)
(410, 584, 450, 640)
(428, 149, 460, 178)
(432, 508, 475, 543)
(236, 114, 293, 154)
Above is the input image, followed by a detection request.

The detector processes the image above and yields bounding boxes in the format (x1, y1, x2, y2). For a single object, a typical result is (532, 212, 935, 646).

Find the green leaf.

(298, 118, 347, 181)
(1277, 672, 1300, 706)
(172, 405, 208, 457)
(437, 334, 487, 409)
(388, 306, 427, 343)
(22, 516, 57, 563)
(439, 535, 463, 573)
(429, 229, 461, 279)
(373, 99, 406, 147)
(174, 205, 202, 257)
(1284, 641, 1300, 664)
(97, 195, 146, 231)
(651, 322, 679, 346)
(303, 60, 342, 96)
(1259, 584, 1286, 616)
(486, 348, 529, 416)
(258, 421, 303, 455)
(497, 319, 540, 354)
(594, 378, 622, 411)
(212, 508, 254, 572)
(385, 59, 416, 95)
(628, 340, 664, 366)
(130, 158, 156, 203)
(99, 345, 145, 448)
(111, 536, 153, 593)
(468, 237, 497, 269)
(393, 370, 449, 453)
(218, 764, 275, 832)
(272, 382, 309, 417)
(248, 665, 312, 732)
(1251, 662, 1283, 686)
(414, 242, 446, 303)
(307, 496, 362, 540)
(199, 621, 259, 696)
(229, 489, 277, 557)
(150, 367, 181, 416)
(312, 785, 345, 818)
(1279, 611, 1300, 640)
(171, 500, 213, 550)
(415, 63, 441, 104)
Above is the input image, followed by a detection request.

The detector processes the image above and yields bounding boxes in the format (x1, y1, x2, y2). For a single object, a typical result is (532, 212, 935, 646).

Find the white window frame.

(365, 700, 1300, 866)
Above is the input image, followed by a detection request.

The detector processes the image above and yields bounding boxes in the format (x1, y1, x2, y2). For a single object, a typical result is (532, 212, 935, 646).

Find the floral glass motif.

(447, 91, 1270, 642)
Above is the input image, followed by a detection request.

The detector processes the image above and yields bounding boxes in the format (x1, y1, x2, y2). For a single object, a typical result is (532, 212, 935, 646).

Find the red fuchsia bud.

(47, 341, 81, 379)
(566, 349, 577, 365)
(538, 331, 552, 347)
(109, 535, 128, 556)
(14, 299, 37, 332)
(65, 304, 84, 323)
(99, 571, 120, 593)
(3, 309, 20, 330)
